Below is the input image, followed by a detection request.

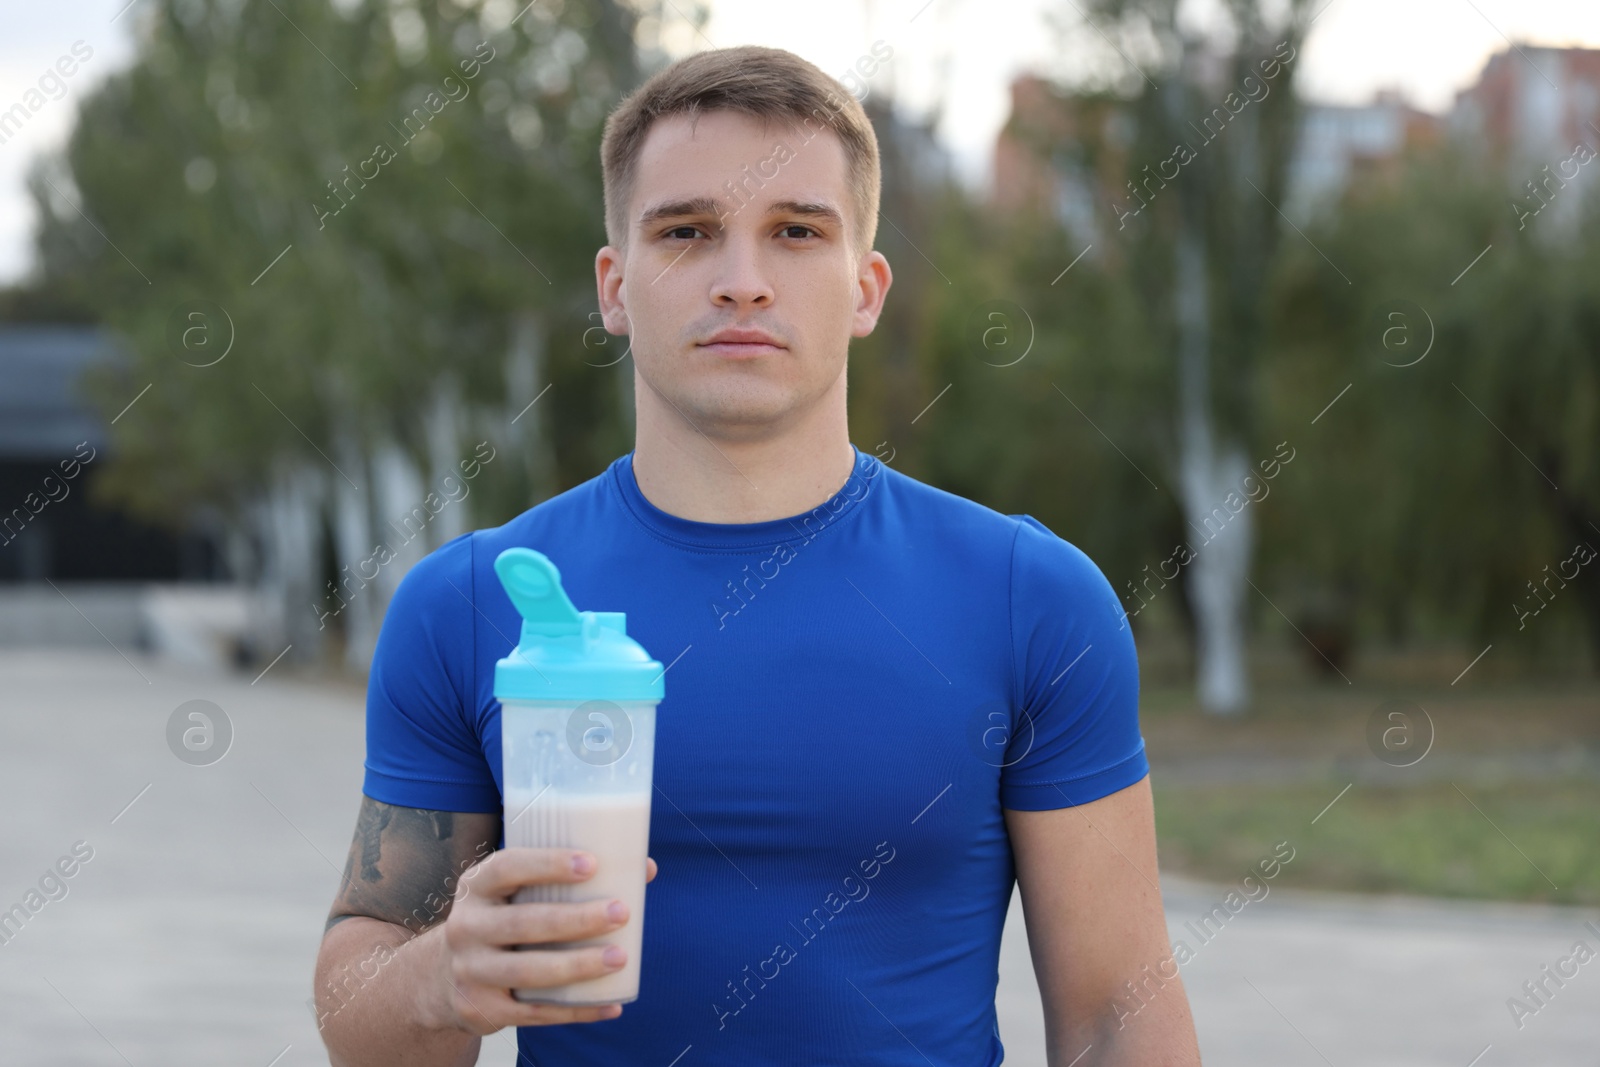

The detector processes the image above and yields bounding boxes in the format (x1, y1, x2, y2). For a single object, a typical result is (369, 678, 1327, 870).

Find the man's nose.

(710, 238, 775, 307)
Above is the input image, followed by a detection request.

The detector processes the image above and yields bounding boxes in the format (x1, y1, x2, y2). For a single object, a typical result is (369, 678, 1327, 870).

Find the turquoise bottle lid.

(491, 547, 665, 702)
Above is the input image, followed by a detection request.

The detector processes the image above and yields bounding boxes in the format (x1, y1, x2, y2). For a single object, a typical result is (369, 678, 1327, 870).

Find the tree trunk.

(253, 464, 324, 665)
(1175, 231, 1251, 714)
(332, 434, 379, 673)
(425, 376, 470, 548)
(505, 311, 556, 502)
(372, 438, 429, 616)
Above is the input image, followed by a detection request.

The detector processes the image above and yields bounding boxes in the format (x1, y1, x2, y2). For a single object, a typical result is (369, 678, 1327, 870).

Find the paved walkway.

(998, 880, 1600, 1065)
(1, 648, 1594, 1065)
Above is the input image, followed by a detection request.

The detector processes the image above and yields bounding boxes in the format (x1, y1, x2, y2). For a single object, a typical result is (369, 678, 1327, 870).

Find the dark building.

(0, 326, 224, 582)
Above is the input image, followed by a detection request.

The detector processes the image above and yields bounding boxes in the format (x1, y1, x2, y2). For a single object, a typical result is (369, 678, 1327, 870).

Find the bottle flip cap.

(492, 547, 665, 702)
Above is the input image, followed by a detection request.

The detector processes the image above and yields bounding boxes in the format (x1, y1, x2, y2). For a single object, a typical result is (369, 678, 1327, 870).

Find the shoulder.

(877, 465, 1122, 632)
(871, 461, 1033, 550)
(389, 527, 473, 609)
(1009, 513, 1115, 593)
(875, 463, 1107, 588)
(1008, 513, 1125, 637)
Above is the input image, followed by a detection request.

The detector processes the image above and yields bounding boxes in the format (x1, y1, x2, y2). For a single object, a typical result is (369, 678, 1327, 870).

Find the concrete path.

(1, 648, 1595, 1065)
(998, 880, 1600, 1065)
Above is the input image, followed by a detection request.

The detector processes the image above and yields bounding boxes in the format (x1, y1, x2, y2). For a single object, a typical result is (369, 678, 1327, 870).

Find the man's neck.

(629, 375, 856, 524)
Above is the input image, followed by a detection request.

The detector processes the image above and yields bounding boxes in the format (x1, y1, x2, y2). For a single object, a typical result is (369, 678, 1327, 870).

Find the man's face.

(596, 110, 891, 440)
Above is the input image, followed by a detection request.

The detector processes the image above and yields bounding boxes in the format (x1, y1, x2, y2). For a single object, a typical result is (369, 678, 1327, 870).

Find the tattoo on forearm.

(324, 798, 497, 936)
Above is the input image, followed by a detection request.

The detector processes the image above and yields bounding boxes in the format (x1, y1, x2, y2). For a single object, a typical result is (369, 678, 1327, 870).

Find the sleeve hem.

(1000, 743, 1149, 811)
(362, 765, 502, 813)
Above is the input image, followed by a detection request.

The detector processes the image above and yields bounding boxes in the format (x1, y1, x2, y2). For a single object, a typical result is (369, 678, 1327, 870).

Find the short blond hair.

(600, 45, 882, 259)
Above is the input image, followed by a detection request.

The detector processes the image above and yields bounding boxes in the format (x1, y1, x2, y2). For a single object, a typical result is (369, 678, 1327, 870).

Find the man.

(314, 44, 1201, 1067)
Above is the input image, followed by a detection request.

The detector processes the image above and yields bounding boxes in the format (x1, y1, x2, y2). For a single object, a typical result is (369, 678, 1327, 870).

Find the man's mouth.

(697, 328, 785, 358)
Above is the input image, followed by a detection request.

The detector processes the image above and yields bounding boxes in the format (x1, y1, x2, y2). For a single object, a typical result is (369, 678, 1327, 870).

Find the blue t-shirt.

(363, 443, 1148, 1066)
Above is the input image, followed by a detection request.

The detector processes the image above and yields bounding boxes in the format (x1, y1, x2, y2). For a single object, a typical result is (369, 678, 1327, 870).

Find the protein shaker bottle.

(492, 546, 664, 1006)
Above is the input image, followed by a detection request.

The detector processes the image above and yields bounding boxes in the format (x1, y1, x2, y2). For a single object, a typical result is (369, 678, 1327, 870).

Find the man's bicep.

(325, 796, 501, 935)
(1004, 776, 1168, 1014)
(1001, 519, 1148, 810)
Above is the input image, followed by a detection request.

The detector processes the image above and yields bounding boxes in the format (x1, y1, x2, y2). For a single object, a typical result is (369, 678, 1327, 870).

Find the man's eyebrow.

(636, 197, 846, 231)
(638, 196, 724, 229)
(767, 199, 845, 228)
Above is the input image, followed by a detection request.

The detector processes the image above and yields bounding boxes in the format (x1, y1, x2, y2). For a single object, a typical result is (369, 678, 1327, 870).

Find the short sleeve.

(1000, 515, 1148, 810)
(362, 532, 501, 813)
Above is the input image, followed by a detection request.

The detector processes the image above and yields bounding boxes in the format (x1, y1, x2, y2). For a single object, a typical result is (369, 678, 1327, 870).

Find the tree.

(1274, 143, 1600, 669)
(26, 0, 685, 668)
(1050, 0, 1315, 711)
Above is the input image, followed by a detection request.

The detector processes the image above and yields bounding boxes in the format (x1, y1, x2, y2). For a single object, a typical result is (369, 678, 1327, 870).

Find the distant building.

(988, 47, 1600, 230)
(990, 75, 1126, 243)
(1284, 92, 1443, 221)
(0, 326, 224, 582)
(1451, 45, 1600, 164)
(866, 94, 956, 199)
(1451, 45, 1600, 234)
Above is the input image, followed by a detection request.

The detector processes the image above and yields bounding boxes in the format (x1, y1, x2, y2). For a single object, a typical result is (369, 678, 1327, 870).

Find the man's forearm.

(1048, 977, 1202, 1067)
(315, 916, 480, 1067)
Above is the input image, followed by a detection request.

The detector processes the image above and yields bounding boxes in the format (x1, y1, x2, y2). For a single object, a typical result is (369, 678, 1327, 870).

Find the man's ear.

(595, 245, 630, 334)
(850, 249, 893, 339)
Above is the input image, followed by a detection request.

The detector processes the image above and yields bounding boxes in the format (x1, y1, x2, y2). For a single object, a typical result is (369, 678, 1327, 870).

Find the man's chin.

(665, 389, 798, 433)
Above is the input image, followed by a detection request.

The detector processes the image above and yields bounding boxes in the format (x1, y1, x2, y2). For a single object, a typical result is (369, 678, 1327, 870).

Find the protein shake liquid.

(492, 548, 665, 1006)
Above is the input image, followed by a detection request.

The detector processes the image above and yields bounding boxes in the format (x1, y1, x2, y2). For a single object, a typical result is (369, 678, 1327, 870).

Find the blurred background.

(1, 0, 1597, 1064)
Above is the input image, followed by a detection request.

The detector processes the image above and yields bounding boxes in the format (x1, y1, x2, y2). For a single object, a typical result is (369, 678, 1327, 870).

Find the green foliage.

(30, 0, 648, 528)
(17, 0, 1596, 671)
(907, 196, 1175, 593)
(1271, 145, 1600, 661)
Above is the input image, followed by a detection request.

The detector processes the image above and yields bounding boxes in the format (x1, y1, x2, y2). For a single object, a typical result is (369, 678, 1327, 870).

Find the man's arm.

(1005, 775, 1202, 1067)
(315, 798, 500, 1067)
(314, 797, 640, 1067)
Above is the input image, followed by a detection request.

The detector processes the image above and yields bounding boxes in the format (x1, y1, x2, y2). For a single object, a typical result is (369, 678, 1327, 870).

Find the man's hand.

(425, 849, 660, 1033)
(315, 797, 660, 1067)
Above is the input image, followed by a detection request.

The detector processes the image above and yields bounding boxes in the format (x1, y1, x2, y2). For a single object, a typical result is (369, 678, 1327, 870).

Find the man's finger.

(505, 995, 624, 1028)
(483, 898, 625, 946)
(470, 944, 625, 990)
(450, 983, 622, 1032)
(460, 848, 596, 899)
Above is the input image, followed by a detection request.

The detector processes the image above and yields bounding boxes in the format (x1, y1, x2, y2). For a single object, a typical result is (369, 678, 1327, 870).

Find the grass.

(1136, 673, 1599, 905)
(1154, 777, 1600, 906)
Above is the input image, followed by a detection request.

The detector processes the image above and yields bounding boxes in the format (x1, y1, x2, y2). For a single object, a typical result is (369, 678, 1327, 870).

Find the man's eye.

(665, 226, 701, 240)
(780, 225, 817, 239)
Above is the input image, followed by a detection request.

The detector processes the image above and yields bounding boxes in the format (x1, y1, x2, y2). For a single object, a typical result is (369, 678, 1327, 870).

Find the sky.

(1, 0, 1599, 283)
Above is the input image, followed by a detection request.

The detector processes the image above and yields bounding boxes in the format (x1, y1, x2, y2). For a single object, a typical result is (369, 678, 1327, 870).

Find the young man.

(315, 44, 1201, 1067)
